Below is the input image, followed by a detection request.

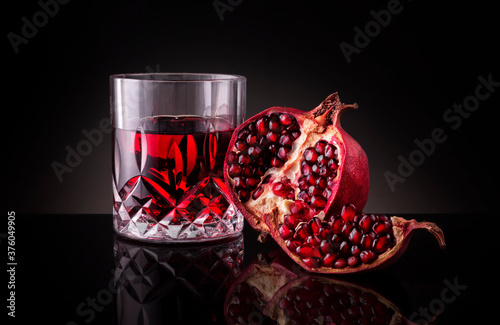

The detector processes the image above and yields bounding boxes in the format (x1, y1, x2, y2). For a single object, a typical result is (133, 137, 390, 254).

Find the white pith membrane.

(227, 116, 344, 229)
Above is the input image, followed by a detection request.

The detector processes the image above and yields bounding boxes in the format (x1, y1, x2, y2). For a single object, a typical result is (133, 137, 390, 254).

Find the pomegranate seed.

(241, 166, 253, 177)
(311, 195, 327, 208)
(351, 245, 361, 256)
(246, 134, 258, 146)
(279, 224, 293, 240)
(247, 146, 262, 157)
(323, 188, 332, 199)
(252, 187, 264, 200)
(235, 140, 247, 151)
(228, 164, 241, 177)
(302, 257, 320, 268)
(328, 158, 339, 170)
(360, 233, 375, 250)
(340, 241, 350, 255)
(271, 157, 283, 168)
(272, 182, 291, 197)
(308, 217, 322, 234)
(303, 147, 318, 163)
(360, 250, 376, 263)
(227, 151, 238, 164)
(373, 221, 392, 235)
(331, 234, 342, 244)
(238, 153, 250, 165)
(284, 214, 301, 228)
(323, 253, 337, 267)
(373, 234, 391, 254)
(301, 162, 313, 175)
(306, 173, 320, 185)
(306, 235, 321, 246)
(295, 223, 311, 240)
(298, 177, 308, 190)
(290, 201, 308, 214)
(297, 245, 322, 259)
(348, 228, 362, 245)
(329, 216, 344, 233)
(320, 240, 334, 254)
(318, 227, 333, 240)
(238, 189, 249, 202)
(286, 239, 300, 252)
(324, 144, 338, 159)
(308, 185, 322, 196)
(334, 257, 347, 269)
(279, 134, 294, 147)
(255, 117, 268, 135)
(359, 214, 375, 232)
(255, 166, 266, 176)
(277, 146, 291, 160)
(266, 132, 279, 143)
(279, 113, 293, 125)
(316, 155, 327, 167)
(314, 140, 328, 154)
(246, 177, 260, 190)
(315, 178, 328, 190)
(297, 191, 310, 203)
(268, 114, 282, 132)
(233, 177, 246, 189)
(347, 256, 359, 267)
(341, 203, 356, 222)
(341, 222, 354, 238)
(267, 144, 278, 155)
(318, 166, 331, 177)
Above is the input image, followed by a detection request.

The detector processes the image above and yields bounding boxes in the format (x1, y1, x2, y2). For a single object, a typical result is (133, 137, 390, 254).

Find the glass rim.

(110, 72, 246, 83)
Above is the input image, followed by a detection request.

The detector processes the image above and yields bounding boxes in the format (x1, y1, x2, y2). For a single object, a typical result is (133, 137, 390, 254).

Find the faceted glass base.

(113, 175, 244, 243)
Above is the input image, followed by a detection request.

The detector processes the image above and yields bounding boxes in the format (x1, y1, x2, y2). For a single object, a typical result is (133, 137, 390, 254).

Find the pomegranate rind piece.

(264, 210, 446, 274)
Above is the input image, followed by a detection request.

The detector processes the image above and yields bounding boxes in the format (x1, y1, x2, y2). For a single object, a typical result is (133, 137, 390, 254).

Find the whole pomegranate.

(224, 93, 369, 236)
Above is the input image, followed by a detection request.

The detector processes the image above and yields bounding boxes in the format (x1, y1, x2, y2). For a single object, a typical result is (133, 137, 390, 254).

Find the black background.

(3, 1, 500, 324)
(5, 0, 499, 214)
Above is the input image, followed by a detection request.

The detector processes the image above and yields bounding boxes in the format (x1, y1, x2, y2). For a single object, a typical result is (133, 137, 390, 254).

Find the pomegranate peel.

(265, 203, 446, 274)
(224, 93, 369, 238)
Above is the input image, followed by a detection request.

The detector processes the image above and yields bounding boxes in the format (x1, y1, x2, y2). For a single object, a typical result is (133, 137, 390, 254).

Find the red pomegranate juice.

(113, 116, 237, 240)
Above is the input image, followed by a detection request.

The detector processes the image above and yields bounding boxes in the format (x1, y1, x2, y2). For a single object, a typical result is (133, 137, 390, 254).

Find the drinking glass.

(110, 73, 246, 242)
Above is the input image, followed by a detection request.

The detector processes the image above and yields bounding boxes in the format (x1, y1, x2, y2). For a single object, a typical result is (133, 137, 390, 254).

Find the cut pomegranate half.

(224, 93, 369, 236)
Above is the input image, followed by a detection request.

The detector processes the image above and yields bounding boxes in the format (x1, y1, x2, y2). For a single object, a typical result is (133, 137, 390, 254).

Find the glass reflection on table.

(114, 235, 243, 324)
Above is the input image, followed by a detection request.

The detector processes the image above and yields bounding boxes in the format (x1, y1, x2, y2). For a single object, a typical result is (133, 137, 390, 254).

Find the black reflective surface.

(7, 214, 498, 324)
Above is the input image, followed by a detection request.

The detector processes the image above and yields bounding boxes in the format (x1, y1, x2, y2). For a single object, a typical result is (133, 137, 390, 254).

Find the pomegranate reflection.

(224, 250, 415, 325)
(114, 235, 243, 325)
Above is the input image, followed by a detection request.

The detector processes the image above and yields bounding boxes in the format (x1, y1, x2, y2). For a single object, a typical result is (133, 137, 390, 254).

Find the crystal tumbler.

(110, 73, 246, 242)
